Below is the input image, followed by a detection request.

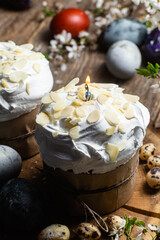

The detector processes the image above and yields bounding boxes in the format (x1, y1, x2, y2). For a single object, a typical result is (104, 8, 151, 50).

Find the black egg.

(0, 178, 44, 235)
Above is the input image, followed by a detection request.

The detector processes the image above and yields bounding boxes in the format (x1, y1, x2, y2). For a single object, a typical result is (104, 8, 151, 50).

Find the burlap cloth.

(44, 152, 139, 216)
(0, 107, 39, 159)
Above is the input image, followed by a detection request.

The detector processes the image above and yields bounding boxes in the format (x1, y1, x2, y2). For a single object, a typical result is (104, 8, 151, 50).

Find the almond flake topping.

(118, 122, 126, 133)
(106, 126, 115, 136)
(41, 93, 53, 104)
(50, 91, 62, 102)
(69, 126, 80, 140)
(53, 100, 66, 112)
(106, 143, 119, 162)
(32, 63, 41, 73)
(28, 53, 43, 60)
(52, 131, 59, 137)
(14, 59, 27, 70)
(124, 105, 135, 119)
(1, 79, 10, 88)
(72, 99, 84, 106)
(26, 83, 30, 95)
(61, 105, 75, 118)
(75, 106, 88, 118)
(20, 44, 34, 50)
(2, 65, 12, 74)
(64, 77, 79, 92)
(9, 71, 28, 83)
(123, 94, 140, 103)
(97, 94, 109, 105)
(87, 109, 100, 123)
(104, 108, 120, 126)
(36, 112, 50, 126)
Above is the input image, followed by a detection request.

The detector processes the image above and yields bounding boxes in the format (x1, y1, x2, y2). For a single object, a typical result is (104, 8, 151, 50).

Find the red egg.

(50, 8, 90, 37)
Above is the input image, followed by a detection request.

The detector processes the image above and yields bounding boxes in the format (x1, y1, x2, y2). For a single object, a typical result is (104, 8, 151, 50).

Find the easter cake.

(0, 41, 53, 158)
(35, 77, 150, 216)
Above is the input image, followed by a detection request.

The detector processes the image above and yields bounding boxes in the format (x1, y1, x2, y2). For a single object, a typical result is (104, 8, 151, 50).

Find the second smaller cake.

(0, 41, 53, 158)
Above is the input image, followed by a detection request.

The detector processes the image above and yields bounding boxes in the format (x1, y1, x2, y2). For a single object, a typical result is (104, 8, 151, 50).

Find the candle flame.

(85, 75, 90, 84)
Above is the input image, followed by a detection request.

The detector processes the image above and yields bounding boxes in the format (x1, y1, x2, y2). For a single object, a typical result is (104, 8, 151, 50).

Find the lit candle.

(85, 75, 91, 101)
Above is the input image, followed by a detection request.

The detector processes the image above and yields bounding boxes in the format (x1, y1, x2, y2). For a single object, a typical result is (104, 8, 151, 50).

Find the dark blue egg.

(2, 0, 35, 10)
(143, 28, 160, 64)
(99, 18, 148, 51)
(0, 178, 44, 235)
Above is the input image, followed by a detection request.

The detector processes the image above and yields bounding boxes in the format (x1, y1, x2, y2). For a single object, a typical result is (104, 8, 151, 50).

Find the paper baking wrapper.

(44, 152, 139, 216)
(0, 107, 39, 159)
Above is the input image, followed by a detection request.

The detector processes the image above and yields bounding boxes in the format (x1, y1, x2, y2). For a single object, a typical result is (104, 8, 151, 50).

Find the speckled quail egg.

(146, 167, 160, 189)
(38, 224, 70, 240)
(139, 143, 156, 161)
(73, 222, 101, 240)
(0, 145, 22, 186)
(103, 215, 125, 235)
(105, 40, 142, 79)
(147, 155, 160, 169)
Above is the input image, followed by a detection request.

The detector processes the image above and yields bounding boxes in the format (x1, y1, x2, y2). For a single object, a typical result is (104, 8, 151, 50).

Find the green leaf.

(42, 8, 55, 17)
(41, 52, 50, 61)
(144, 21, 152, 28)
(135, 221, 145, 227)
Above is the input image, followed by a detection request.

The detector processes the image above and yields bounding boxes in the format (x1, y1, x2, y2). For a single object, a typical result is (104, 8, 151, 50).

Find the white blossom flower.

(50, 39, 58, 50)
(96, 0, 104, 9)
(42, 1, 47, 7)
(54, 30, 72, 44)
(78, 31, 89, 38)
(61, 63, 67, 71)
(95, 16, 107, 27)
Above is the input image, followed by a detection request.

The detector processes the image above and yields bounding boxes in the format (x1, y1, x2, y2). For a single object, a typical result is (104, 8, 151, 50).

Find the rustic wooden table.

(1, 0, 160, 239)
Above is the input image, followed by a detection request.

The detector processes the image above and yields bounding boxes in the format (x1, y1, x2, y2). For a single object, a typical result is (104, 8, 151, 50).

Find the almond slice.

(36, 112, 49, 126)
(28, 53, 43, 60)
(2, 65, 11, 74)
(72, 99, 84, 106)
(41, 93, 53, 104)
(106, 143, 119, 162)
(114, 87, 124, 93)
(14, 59, 27, 69)
(104, 108, 120, 126)
(69, 126, 80, 140)
(55, 87, 64, 93)
(53, 100, 66, 111)
(20, 43, 33, 50)
(26, 83, 30, 95)
(75, 106, 88, 118)
(61, 105, 75, 118)
(50, 91, 62, 102)
(1, 79, 10, 88)
(118, 122, 126, 133)
(70, 118, 81, 126)
(123, 94, 140, 103)
(32, 63, 41, 73)
(124, 105, 135, 119)
(53, 111, 62, 120)
(52, 131, 59, 137)
(67, 96, 76, 101)
(123, 102, 130, 110)
(87, 109, 100, 123)
(95, 83, 117, 89)
(106, 126, 115, 136)
(84, 100, 95, 106)
(118, 140, 127, 151)
(64, 77, 79, 92)
(97, 94, 109, 105)
(112, 97, 122, 105)
(9, 71, 28, 83)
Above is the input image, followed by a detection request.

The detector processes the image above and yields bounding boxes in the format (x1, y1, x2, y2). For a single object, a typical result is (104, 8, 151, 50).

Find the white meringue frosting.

(35, 78, 150, 174)
(0, 41, 53, 121)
